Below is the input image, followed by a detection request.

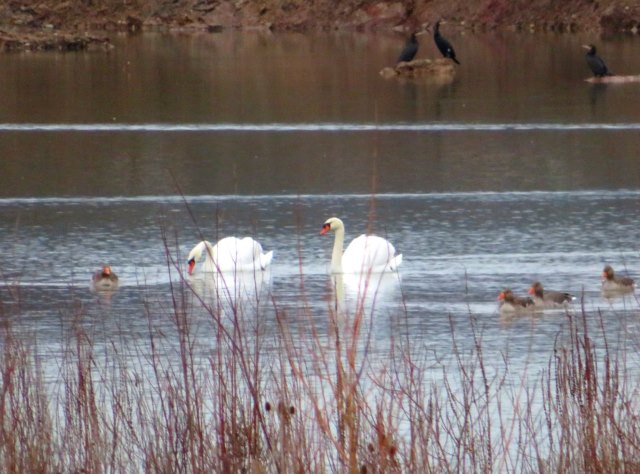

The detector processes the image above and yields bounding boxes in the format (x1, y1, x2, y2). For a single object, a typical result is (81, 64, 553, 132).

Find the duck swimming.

(528, 281, 574, 308)
(601, 264, 635, 294)
(498, 288, 534, 313)
(92, 264, 118, 289)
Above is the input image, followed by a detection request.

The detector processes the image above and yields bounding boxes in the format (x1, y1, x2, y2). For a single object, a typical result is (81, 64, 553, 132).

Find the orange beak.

(320, 224, 330, 235)
(497, 292, 505, 301)
(528, 287, 535, 295)
(188, 260, 196, 275)
(601, 271, 607, 279)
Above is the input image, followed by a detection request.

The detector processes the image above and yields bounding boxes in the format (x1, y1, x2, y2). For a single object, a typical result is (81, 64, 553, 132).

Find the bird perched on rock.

(397, 32, 419, 64)
(434, 20, 460, 65)
(582, 44, 612, 77)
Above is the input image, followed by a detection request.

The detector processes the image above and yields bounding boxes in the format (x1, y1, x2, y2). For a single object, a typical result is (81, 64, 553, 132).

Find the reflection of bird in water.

(397, 32, 419, 63)
(588, 82, 607, 110)
(528, 281, 574, 308)
(190, 270, 269, 311)
(582, 44, 611, 77)
(341, 271, 401, 300)
(92, 264, 118, 290)
(601, 264, 635, 294)
(331, 272, 402, 322)
(434, 20, 460, 65)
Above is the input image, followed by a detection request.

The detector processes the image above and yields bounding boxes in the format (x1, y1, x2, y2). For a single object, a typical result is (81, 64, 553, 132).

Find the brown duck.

(601, 265, 635, 294)
(528, 281, 574, 308)
(92, 264, 119, 289)
(498, 288, 534, 313)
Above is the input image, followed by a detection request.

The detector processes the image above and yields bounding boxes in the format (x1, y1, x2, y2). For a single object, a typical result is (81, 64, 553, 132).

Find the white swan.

(320, 217, 402, 274)
(187, 237, 273, 275)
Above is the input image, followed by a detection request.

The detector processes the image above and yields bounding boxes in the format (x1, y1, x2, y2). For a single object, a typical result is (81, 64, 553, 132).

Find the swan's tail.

(388, 254, 403, 271)
(260, 251, 274, 270)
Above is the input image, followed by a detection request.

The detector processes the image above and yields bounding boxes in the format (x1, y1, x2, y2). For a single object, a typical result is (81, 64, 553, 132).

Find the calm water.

(1, 32, 639, 393)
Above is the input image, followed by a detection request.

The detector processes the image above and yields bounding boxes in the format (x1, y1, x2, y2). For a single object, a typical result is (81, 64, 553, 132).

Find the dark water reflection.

(0, 33, 639, 408)
(3, 128, 640, 196)
(0, 32, 639, 197)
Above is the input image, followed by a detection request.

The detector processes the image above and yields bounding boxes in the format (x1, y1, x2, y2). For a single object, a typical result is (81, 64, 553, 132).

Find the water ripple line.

(0, 189, 639, 206)
(1, 122, 640, 132)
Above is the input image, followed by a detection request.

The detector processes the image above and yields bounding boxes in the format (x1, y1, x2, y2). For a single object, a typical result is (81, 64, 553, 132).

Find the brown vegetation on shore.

(1, 0, 639, 52)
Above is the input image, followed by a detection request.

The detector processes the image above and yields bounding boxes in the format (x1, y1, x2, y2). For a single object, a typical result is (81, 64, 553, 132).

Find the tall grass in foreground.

(1, 261, 639, 472)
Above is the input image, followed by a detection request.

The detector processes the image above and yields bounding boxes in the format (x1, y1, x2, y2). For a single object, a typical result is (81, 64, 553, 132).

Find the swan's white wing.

(259, 250, 274, 269)
(342, 234, 398, 273)
(213, 237, 271, 271)
(214, 237, 251, 270)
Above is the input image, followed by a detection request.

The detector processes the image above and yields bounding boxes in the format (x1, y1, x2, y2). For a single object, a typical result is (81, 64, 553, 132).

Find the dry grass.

(1, 249, 639, 473)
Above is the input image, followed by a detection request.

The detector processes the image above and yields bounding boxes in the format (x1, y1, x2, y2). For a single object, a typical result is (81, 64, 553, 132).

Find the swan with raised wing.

(187, 237, 273, 275)
(320, 217, 402, 274)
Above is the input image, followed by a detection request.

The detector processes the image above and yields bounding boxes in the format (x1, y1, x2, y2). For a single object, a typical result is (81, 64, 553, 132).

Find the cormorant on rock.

(582, 44, 611, 77)
(397, 32, 419, 64)
(434, 20, 460, 65)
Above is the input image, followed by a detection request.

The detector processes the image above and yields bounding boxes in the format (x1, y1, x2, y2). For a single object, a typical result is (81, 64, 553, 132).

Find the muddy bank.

(1, 0, 639, 52)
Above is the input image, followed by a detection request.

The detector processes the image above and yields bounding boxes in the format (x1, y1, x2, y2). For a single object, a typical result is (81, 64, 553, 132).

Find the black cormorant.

(397, 33, 419, 63)
(434, 20, 460, 65)
(582, 44, 611, 77)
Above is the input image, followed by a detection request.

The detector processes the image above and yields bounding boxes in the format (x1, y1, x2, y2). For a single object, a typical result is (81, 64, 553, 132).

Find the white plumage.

(321, 217, 402, 274)
(187, 237, 273, 275)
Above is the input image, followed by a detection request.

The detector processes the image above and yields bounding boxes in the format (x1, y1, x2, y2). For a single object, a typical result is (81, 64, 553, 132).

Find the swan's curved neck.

(196, 240, 215, 261)
(331, 226, 344, 274)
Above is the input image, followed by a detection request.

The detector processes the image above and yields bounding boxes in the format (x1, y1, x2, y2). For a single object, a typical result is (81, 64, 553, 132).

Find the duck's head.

(582, 44, 596, 55)
(528, 281, 543, 296)
(602, 264, 614, 280)
(497, 288, 513, 302)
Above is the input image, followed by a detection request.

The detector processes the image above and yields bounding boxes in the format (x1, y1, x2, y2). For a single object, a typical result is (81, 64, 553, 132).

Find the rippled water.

(1, 191, 638, 366)
(0, 32, 639, 390)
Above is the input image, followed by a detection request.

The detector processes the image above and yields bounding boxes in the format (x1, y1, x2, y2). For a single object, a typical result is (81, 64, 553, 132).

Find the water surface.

(1, 31, 639, 407)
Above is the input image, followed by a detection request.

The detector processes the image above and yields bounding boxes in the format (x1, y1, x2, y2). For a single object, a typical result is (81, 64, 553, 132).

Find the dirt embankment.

(1, 0, 639, 52)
